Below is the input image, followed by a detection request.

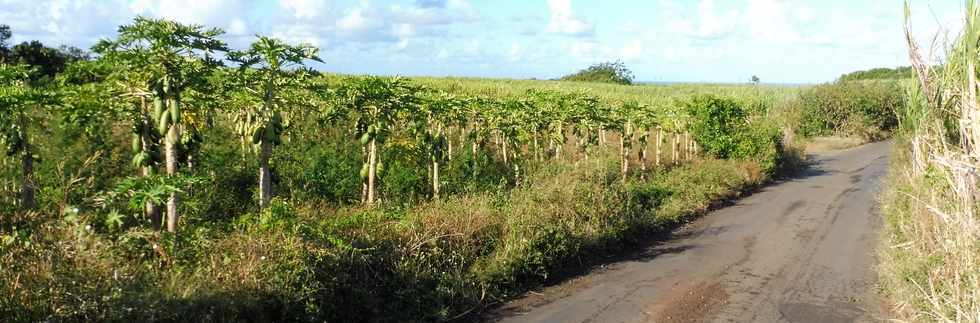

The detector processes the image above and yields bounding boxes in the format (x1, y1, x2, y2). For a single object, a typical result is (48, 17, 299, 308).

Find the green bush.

(734, 121, 784, 175)
(686, 95, 786, 175)
(797, 81, 902, 140)
(685, 95, 747, 159)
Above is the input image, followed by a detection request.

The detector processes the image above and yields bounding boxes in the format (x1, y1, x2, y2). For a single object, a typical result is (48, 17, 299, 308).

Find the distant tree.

(560, 60, 635, 85)
(0, 25, 10, 62)
(9, 41, 73, 81)
(839, 66, 914, 82)
(750, 75, 760, 85)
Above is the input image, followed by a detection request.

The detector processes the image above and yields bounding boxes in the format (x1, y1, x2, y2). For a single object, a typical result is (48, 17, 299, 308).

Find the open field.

(0, 6, 928, 323)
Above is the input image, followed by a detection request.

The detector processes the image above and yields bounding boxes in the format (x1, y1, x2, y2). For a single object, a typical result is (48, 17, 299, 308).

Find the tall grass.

(880, 2, 980, 321)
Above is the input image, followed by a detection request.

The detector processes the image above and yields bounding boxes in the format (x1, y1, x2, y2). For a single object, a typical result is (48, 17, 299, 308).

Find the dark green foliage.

(0, 25, 10, 62)
(686, 95, 786, 175)
(839, 66, 914, 82)
(8, 40, 80, 82)
(797, 81, 902, 140)
(685, 95, 746, 159)
(559, 61, 635, 85)
(733, 121, 784, 175)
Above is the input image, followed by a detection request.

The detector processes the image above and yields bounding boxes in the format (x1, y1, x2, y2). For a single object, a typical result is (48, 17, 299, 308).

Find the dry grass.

(879, 2, 980, 321)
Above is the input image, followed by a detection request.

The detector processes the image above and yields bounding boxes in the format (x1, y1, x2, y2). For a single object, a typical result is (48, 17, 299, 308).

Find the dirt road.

(493, 141, 891, 323)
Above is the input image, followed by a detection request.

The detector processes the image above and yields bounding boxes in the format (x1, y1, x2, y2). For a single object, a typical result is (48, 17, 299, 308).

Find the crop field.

(0, 3, 938, 322)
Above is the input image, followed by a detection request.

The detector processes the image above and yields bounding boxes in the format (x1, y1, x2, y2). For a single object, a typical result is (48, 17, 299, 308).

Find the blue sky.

(0, 0, 965, 83)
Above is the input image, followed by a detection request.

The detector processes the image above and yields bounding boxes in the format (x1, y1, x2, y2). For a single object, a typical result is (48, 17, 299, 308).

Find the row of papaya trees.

(0, 17, 699, 234)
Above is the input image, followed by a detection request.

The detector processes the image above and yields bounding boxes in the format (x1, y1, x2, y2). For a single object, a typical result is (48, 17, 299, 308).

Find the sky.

(0, 0, 966, 84)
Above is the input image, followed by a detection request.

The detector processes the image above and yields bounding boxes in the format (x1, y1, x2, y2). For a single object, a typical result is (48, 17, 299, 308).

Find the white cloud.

(228, 18, 248, 35)
(570, 40, 600, 60)
(743, 0, 800, 43)
(337, 6, 375, 33)
(279, 0, 329, 19)
(389, 0, 478, 25)
(620, 40, 643, 61)
(130, 0, 243, 27)
(691, 0, 738, 39)
(546, 0, 593, 37)
(507, 42, 522, 62)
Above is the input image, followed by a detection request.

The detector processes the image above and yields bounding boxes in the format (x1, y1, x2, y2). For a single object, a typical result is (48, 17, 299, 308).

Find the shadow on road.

(477, 154, 844, 322)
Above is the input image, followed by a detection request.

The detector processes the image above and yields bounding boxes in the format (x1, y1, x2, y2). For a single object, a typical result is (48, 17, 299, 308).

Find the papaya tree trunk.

(502, 138, 509, 165)
(20, 145, 34, 210)
(639, 132, 648, 179)
(670, 133, 680, 165)
(432, 158, 440, 200)
(139, 97, 161, 229)
(367, 138, 378, 205)
(447, 127, 454, 161)
(16, 112, 34, 210)
(556, 123, 563, 159)
(471, 137, 479, 177)
(143, 133, 161, 229)
(165, 124, 180, 233)
(361, 145, 368, 203)
(655, 127, 662, 167)
(258, 137, 272, 208)
(533, 134, 539, 162)
(620, 125, 629, 182)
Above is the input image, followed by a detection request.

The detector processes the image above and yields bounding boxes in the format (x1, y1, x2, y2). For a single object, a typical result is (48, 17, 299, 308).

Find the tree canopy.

(559, 61, 635, 85)
(838, 66, 913, 82)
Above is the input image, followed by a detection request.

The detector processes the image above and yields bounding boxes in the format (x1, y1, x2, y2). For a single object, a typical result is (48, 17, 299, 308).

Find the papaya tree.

(227, 36, 321, 208)
(335, 77, 418, 205)
(413, 91, 466, 200)
(68, 57, 168, 227)
(0, 38, 76, 210)
(93, 17, 227, 232)
(568, 92, 603, 160)
(0, 64, 52, 210)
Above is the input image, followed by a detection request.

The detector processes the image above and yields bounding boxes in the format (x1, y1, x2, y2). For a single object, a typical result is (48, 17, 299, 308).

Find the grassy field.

(0, 16, 908, 322)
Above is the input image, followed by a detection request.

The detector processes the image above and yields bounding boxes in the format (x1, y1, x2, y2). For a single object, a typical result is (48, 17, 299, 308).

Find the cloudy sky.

(0, 0, 965, 83)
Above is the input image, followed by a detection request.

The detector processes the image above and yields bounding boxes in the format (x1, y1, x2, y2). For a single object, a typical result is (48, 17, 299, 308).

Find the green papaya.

(132, 134, 141, 153)
(152, 97, 164, 120)
(132, 152, 147, 168)
(157, 112, 170, 135)
(271, 112, 282, 127)
(251, 127, 263, 144)
(376, 162, 385, 174)
(359, 163, 369, 179)
(169, 100, 181, 125)
(359, 132, 371, 145)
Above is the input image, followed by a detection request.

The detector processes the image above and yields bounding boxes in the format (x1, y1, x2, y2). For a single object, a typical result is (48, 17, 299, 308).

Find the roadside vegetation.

(879, 2, 980, 321)
(0, 16, 899, 322)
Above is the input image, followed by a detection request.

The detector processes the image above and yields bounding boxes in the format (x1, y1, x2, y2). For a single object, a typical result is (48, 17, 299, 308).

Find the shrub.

(797, 81, 901, 140)
(685, 95, 747, 159)
(686, 95, 786, 175)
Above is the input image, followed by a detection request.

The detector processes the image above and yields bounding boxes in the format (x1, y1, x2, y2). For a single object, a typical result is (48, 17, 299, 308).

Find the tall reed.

(881, 2, 980, 321)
